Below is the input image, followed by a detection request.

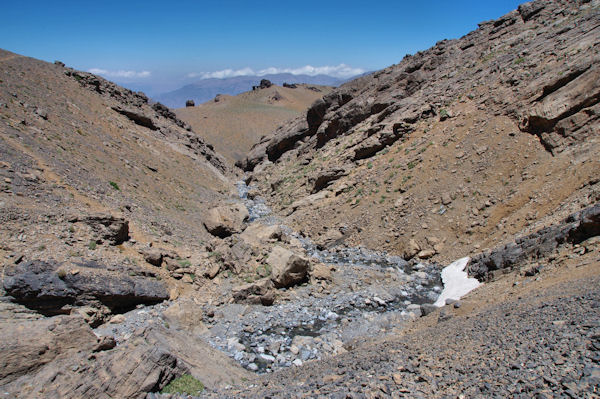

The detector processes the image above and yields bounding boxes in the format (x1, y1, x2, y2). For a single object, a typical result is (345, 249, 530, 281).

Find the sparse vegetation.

(88, 240, 97, 250)
(109, 181, 120, 190)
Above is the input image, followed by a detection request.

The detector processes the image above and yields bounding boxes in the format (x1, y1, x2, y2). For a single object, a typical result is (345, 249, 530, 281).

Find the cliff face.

(240, 0, 600, 262)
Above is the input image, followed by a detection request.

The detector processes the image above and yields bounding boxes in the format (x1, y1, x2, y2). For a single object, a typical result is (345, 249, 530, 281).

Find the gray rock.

(420, 304, 438, 316)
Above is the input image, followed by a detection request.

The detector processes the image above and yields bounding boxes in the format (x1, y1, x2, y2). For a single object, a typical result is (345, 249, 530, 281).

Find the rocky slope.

(1, 0, 599, 398)
(176, 83, 334, 163)
(240, 0, 600, 265)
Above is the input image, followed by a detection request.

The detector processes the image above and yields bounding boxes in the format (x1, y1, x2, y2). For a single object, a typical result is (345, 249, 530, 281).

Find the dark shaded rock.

(468, 203, 600, 280)
(420, 304, 438, 316)
(311, 167, 349, 193)
(140, 248, 163, 267)
(3, 260, 169, 316)
(253, 79, 273, 90)
(283, 82, 297, 89)
(185, 99, 195, 107)
(518, 1, 546, 22)
(112, 106, 158, 130)
(54, 60, 65, 67)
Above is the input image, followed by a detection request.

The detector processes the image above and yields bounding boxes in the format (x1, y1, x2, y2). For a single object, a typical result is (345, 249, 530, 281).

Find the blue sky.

(1, 0, 523, 94)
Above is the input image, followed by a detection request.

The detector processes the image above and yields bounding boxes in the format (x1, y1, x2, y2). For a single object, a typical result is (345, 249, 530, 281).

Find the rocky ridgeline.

(239, 0, 599, 172)
(63, 68, 228, 173)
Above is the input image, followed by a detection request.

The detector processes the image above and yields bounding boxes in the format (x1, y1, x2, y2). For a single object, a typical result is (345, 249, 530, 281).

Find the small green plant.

(514, 57, 525, 65)
(57, 269, 67, 279)
(178, 259, 192, 267)
(257, 263, 272, 277)
(367, 162, 373, 169)
(109, 181, 120, 191)
(37, 245, 46, 251)
(88, 240, 97, 250)
(407, 161, 417, 169)
(439, 109, 449, 119)
(69, 225, 75, 233)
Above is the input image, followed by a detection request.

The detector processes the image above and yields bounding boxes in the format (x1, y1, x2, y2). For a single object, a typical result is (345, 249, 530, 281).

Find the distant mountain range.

(153, 73, 360, 108)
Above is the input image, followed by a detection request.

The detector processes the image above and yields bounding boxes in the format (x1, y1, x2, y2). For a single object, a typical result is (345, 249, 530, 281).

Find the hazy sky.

(2, 0, 523, 93)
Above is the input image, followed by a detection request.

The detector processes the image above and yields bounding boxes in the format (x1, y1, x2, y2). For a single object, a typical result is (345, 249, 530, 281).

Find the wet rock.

(203, 203, 249, 238)
(268, 246, 310, 288)
(3, 260, 168, 316)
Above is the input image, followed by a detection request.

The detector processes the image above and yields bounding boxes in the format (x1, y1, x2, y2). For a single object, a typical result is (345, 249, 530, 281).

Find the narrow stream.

(205, 181, 444, 372)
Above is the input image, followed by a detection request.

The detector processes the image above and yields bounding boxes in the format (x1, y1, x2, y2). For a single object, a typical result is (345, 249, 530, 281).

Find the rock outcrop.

(71, 213, 129, 245)
(0, 315, 98, 385)
(468, 203, 600, 280)
(4, 260, 169, 317)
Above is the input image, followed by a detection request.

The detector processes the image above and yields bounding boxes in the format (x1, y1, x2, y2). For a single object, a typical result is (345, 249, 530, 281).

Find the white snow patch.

(433, 257, 481, 307)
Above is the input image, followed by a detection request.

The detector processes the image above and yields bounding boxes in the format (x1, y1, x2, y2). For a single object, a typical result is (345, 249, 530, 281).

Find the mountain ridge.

(154, 73, 359, 108)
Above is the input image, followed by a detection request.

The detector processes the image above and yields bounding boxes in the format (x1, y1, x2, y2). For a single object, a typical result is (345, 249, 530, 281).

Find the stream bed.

(199, 182, 445, 373)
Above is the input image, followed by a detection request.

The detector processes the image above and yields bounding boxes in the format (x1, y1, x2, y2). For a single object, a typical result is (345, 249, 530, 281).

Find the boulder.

(203, 203, 249, 238)
(268, 246, 310, 288)
(402, 239, 421, 260)
(72, 214, 129, 245)
(140, 248, 163, 266)
(185, 99, 195, 107)
(232, 278, 275, 305)
(2, 335, 184, 399)
(3, 260, 169, 316)
(312, 263, 334, 281)
(239, 223, 282, 246)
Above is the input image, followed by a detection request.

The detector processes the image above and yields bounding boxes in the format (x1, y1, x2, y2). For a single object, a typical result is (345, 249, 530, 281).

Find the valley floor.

(196, 242, 600, 398)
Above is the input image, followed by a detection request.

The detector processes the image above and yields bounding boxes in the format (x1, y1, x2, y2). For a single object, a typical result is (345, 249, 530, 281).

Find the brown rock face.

(232, 278, 275, 305)
(519, 63, 600, 153)
(268, 246, 310, 288)
(0, 315, 97, 385)
(203, 203, 249, 238)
